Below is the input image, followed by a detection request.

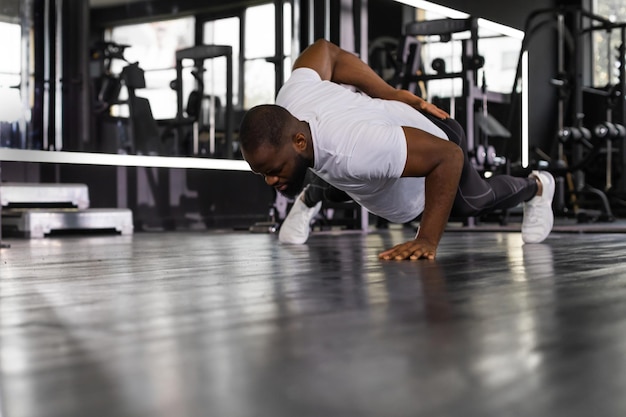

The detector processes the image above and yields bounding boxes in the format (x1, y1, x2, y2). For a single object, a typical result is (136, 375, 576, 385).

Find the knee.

(447, 140, 464, 170)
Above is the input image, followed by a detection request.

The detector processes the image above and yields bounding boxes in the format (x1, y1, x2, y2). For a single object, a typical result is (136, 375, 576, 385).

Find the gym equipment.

(521, 7, 620, 222)
(394, 17, 510, 175)
(1, 181, 133, 238)
(474, 72, 510, 171)
(1, 182, 90, 209)
(387, 17, 513, 227)
(172, 45, 234, 158)
(474, 144, 506, 169)
(119, 63, 163, 155)
(91, 42, 159, 154)
(3, 208, 133, 238)
(91, 42, 235, 158)
(577, 19, 626, 214)
(0, 165, 8, 248)
(91, 41, 130, 115)
(249, 204, 279, 234)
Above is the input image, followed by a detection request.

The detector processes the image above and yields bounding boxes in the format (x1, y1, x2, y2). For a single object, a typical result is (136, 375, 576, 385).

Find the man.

(239, 39, 554, 261)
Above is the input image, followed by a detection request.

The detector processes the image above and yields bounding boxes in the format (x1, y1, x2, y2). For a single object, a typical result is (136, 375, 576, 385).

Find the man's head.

(240, 104, 313, 198)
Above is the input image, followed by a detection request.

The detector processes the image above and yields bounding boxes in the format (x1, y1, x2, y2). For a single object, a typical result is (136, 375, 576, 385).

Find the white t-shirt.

(275, 68, 449, 223)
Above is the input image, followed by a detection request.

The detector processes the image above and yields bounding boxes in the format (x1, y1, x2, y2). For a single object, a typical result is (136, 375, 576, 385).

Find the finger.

(426, 104, 450, 119)
(387, 248, 411, 260)
(378, 243, 408, 259)
(394, 245, 425, 260)
(378, 247, 399, 259)
(404, 248, 425, 260)
(380, 249, 408, 261)
(410, 250, 435, 260)
(432, 107, 450, 119)
(393, 250, 412, 261)
(379, 250, 401, 260)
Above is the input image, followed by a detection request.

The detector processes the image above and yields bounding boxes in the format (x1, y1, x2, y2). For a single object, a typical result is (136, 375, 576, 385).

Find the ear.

(292, 132, 307, 152)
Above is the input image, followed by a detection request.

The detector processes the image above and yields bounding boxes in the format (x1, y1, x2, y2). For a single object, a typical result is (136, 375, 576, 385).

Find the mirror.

(0, 0, 29, 151)
(0, 0, 293, 166)
(0, 0, 525, 167)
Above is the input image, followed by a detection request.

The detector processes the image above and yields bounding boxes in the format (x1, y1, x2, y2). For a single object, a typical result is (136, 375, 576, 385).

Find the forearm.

(415, 148, 463, 247)
(328, 43, 446, 117)
(378, 144, 462, 261)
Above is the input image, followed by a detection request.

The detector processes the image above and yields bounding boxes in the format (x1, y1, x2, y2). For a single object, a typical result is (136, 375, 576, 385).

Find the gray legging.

(303, 115, 537, 219)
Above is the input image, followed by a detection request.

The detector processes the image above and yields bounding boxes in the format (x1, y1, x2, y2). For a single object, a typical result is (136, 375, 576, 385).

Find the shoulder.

(285, 67, 322, 84)
(277, 68, 324, 107)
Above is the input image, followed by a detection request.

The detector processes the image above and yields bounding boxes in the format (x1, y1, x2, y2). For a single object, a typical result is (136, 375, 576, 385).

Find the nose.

(264, 175, 279, 186)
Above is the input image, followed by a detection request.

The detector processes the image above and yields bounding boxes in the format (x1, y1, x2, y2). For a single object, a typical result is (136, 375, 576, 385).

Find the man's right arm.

(378, 126, 463, 260)
(293, 39, 449, 120)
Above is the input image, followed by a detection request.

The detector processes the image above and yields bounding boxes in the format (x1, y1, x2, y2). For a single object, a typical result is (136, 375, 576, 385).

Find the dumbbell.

(474, 144, 505, 168)
(592, 122, 626, 191)
(594, 122, 618, 139)
(474, 144, 490, 166)
(558, 126, 593, 148)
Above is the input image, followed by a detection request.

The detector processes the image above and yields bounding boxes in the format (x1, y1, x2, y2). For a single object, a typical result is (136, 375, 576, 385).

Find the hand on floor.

(378, 238, 437, 261)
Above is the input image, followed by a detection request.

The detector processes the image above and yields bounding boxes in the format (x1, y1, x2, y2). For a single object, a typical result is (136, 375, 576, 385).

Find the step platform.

(1, 182, 90, 209)
(2, 208, 133, 238)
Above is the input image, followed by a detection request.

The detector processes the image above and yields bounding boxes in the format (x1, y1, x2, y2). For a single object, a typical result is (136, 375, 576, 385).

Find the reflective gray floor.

(1, 229, 626, 417)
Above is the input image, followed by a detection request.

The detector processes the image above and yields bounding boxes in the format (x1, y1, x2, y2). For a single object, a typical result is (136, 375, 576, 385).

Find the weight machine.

(172, 45, 234, 158)
(394, 18, 511, 175)
(387, 17, 512, 226)
(581, 21, 626, 214)
(91, 42, 235, 158)
(532, 7, 625, 222)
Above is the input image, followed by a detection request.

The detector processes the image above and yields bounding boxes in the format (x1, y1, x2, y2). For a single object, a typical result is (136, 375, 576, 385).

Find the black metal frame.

(399, 18, 510, 165)
(174, 45, 234, 158)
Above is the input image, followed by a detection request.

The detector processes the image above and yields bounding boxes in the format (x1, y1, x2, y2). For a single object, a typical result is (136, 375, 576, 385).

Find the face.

(243, 141, 312, 199)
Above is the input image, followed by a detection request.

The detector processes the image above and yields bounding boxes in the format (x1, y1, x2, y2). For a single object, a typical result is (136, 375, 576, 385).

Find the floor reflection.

(2, 230, 626, 416)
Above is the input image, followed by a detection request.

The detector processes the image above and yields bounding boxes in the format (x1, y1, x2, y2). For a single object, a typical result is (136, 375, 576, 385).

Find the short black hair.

(239, 104, 293, 152)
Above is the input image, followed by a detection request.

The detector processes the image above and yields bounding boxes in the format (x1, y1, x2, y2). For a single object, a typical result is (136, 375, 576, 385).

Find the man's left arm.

(378, 127, 463, 261)
(293, 39, 449, 120)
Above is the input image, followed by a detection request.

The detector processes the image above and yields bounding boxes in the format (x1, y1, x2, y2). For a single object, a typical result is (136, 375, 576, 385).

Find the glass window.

(416, 11, 522, 98)
(592, 0, 626, 87)
(245, 4, 275, 59)
(242, 2, 291, 108)
(244, 3, 275, 108)
(244, 59, 275, 109)
(0, 21, 20, 88)
(106, 17, 195, 119)
(477, 30, 523, 94)
(284, 2, 293, 58)
(0, 21, 23, 132)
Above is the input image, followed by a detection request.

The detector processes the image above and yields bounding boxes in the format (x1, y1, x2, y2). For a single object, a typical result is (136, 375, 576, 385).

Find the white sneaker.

(278, 190, 322, 244)
(522, 170, 555, 244)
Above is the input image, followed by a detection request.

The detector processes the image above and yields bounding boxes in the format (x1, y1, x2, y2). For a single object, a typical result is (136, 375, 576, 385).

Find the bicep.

(401, 126, 458, 177)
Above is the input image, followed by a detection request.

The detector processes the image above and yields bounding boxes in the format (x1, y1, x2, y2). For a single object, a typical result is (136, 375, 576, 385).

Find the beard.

(279, 153, 311, 199)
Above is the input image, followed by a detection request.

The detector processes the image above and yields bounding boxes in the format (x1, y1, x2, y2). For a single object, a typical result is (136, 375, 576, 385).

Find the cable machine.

(395, 18, 511, 174)
(529, 7, 625, 222)
(386, 17, 512, 226)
